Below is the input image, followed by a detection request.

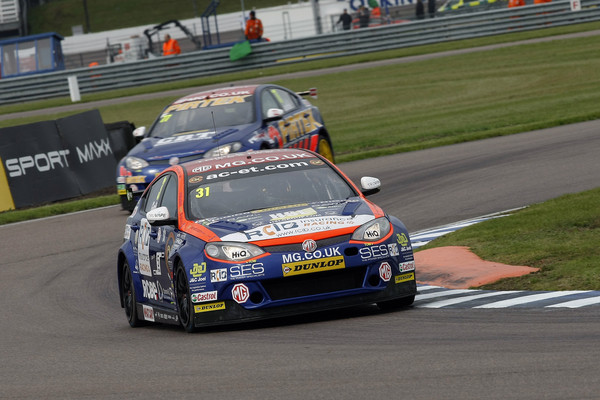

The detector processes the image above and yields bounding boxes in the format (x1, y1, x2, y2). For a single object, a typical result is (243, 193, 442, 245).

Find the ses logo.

(359, 243, 400, 261)
(230, 263, 265, 280)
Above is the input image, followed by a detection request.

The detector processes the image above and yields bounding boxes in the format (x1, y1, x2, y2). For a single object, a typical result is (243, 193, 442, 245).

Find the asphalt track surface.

(1, 120, 599, 399)
(2, 32, 600, 399)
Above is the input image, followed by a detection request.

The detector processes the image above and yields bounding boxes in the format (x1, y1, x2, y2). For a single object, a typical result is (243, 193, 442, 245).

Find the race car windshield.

(148, 98, 256, 138)
(187, 165, 357, 220)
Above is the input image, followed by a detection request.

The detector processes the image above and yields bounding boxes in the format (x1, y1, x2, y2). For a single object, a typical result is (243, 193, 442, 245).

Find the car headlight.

(125, 156, 149, 170)
(351, 217, 391, 242)
(204, 142, 243, 159)
(205, 242, 265, 261)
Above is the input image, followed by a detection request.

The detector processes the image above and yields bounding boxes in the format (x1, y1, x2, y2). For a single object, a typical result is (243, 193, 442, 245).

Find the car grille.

(261, 266, 367, 301)
(263, 234, 352, 253)
(147, 154, 204, 165)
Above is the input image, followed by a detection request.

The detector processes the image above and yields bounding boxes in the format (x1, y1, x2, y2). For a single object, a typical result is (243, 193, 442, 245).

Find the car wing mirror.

(264, 108, 284, 122)
(360, 176, 381, 196)
(147, 206, 177, 225)
(133, 126, 146, 144)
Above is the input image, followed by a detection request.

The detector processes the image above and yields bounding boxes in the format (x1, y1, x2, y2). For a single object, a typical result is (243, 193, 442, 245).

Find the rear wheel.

(122, 263, 144, 327)
(317, 135, 335, 163)
(120, 195, 136, 213)
(175, 263, 196, 333)
(377, 295, 415, 311)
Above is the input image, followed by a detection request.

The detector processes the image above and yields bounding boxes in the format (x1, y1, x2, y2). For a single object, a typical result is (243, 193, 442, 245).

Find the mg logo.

(302, 239, 317, 253)
(232, 283, 250, 304)
(379, 262, 392, 282)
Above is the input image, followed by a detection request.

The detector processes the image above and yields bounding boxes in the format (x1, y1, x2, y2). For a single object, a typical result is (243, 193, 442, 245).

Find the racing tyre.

(377, 295, 415, 311)
(317, 134, 335, 163)
(120, 194, 136, 213)
(122, 263, 145, 327)
(175, 264, 196, 333)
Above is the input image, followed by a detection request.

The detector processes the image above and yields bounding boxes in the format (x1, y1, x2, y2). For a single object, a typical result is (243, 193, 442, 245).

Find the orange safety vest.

(508, 0, 525, 7)
(163, 38, 181, 56)
(245, 18, 263, 40)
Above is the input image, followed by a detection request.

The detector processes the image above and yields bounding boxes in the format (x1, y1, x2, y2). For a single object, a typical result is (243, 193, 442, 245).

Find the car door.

(137, 172, 179, 310)
(260, 87, 322, 150)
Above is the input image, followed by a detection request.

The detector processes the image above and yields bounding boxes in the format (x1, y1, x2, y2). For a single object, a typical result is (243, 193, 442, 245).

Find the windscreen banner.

(0, 110, 117, 211)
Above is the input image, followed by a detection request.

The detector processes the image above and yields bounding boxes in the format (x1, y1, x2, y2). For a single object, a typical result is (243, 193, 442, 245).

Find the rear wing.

(296, 88, 318, 100)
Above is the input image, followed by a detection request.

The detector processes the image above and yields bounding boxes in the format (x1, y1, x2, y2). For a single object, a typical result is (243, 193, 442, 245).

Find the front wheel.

(317, 135, 335, 163)
(175, 263, 196, 333)
(122, 262, 145, 327)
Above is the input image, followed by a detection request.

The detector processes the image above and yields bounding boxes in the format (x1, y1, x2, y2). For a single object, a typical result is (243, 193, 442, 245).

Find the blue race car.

(117, 148, 416, 332)
(116, 84, 334, 211)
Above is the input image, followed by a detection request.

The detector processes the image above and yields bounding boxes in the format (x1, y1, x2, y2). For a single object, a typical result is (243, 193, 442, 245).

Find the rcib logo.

(232, 283, 250, 304)
(210, 268, 227, 282)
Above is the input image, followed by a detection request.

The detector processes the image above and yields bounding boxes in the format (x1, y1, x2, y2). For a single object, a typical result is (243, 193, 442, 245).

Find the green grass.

(417, 188, 600, 291)
(0, 194, 119, 225)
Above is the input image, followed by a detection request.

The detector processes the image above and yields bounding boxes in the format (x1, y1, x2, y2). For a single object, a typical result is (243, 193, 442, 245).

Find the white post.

(67, 75, 81, 102)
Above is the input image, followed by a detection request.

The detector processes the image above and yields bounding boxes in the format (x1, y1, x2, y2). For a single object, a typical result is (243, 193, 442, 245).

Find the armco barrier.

(0, 0, 598, 105)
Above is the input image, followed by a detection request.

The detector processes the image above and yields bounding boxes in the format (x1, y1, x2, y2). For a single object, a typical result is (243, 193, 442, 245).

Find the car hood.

(198, 199, 377, 243)
(127, 128, 248, 161)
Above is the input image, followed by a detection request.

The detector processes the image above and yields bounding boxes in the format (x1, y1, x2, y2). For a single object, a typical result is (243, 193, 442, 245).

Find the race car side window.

(261, 90, 280, 119)
(144, 175, 170, 214)
(161, 174, 178, 217)
(269, 88, 299, 113)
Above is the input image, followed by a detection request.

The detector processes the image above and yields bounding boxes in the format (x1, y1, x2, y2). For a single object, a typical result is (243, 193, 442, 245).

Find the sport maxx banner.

(0, 110, 116, 210)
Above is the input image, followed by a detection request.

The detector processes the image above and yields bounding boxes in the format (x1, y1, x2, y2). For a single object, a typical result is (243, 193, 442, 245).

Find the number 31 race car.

(116, 84, 335, 211)
(117, 148, 416, 332)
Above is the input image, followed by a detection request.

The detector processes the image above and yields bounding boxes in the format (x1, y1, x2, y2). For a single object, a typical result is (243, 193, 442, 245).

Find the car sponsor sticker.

(379, 262, 392, 282)
(142, 279, 159, 300)
(229, 263, 265, 280)
(395, 272, 415, 283)
(276, 109, 323, 146)
(221, 215, 374, 242)
(190, 262, 206, 278)
(282, 247, 341, 263)
(194, 302, 226, 313)
(270, 207, 317, 221)
(282, 255, 345, 277)
(125, 176, 146, 184)
(399, 261, 415, 272)
(191, 290, 218, 303)
(154, 131, 215, 146)
(142, 305, 155, 322)
(397, 233, 411, 251)
(302, 239, 317, 253)
(232, 283, 250, 303)
(137, 218, 152, 277)
(210, 268, 228, 283)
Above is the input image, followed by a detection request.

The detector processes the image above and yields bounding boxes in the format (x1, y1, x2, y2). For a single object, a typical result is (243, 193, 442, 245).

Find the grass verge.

(0, 194, 120, 225)
(416, 188, 600, 290)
